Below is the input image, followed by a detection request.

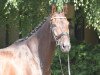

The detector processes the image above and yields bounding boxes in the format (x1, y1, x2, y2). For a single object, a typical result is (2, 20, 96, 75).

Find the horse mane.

(14, 17, 48, 43)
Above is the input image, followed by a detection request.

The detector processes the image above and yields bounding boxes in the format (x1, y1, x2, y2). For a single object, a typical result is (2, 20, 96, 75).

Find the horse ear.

(63, 4, 68, 15)
(51, 4, 56, 15)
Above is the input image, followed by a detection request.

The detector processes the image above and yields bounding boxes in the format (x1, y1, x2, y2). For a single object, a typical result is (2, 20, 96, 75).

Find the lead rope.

(58, 50, 71, 75)
(68, 53, 71, 75)
(59, 54, 64, 75)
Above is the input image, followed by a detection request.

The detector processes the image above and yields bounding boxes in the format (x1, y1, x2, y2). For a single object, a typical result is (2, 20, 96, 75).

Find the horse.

(0, 12, 71, 75)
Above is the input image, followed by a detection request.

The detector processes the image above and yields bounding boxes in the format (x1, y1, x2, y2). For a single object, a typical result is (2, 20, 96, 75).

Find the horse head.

(50, 12, 71, 52)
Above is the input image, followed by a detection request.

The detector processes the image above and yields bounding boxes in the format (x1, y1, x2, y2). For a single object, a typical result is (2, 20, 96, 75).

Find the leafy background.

(0, 0, 100, 75)
(51, 40, 100, 75)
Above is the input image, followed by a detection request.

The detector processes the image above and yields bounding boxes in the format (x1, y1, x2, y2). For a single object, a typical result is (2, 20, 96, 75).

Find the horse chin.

(60, 46, 71, 53)
(61, 49, 70, 53)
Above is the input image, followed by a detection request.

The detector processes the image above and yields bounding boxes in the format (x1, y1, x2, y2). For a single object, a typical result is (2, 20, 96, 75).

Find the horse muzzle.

(60, 43, 71, 52)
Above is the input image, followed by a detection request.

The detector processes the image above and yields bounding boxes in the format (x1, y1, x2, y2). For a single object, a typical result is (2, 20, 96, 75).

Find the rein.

(58, 50, 71, 75)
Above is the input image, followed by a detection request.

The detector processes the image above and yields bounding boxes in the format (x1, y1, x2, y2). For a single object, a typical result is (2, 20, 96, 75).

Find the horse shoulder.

(0, 53, 33, 75)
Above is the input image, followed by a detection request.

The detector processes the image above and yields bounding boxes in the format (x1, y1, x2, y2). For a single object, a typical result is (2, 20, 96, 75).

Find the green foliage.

(2, 0, 100, 38)
(1, 0, 49, 37)
(49, 0, 69, 13)
(4, 0, 22, 10)
(73, 0, 100, 38)
(0, 1, 100, 74)
(51, 43, 100, 75)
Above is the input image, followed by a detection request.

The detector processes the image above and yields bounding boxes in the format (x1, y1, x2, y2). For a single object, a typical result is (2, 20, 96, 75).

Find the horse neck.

(27, 17, 56, 75)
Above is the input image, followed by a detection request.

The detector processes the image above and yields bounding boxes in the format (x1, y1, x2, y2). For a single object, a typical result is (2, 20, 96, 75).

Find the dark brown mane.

(15, 17, 48, 43)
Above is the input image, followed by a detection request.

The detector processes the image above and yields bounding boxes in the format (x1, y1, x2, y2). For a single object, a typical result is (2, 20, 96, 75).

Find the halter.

(53, 32, 69, 45)
(50, 16, 69, 45)
(50, 16, 71, 75)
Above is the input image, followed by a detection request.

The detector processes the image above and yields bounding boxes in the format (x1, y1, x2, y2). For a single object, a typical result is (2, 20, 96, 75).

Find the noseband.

(51, 17, 66, 19)
(50, 17, 69, 45)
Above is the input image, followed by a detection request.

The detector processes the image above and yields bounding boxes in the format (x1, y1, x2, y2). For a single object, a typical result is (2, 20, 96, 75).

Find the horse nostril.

(63, 45, 66, 48)
(62, 44, 71, 49)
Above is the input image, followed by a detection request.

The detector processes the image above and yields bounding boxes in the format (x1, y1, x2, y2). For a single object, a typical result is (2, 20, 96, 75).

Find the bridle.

(50, 17, 69, 45)
(50, 16, 71, 75)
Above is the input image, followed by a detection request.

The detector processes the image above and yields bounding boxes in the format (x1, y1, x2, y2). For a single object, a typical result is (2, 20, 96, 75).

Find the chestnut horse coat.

(0, 17, 55, 75)
(0, 41, 42, 75)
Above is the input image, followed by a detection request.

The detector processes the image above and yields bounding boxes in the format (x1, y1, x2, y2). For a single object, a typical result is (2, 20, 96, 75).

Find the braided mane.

(15, 17, 48, 43)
